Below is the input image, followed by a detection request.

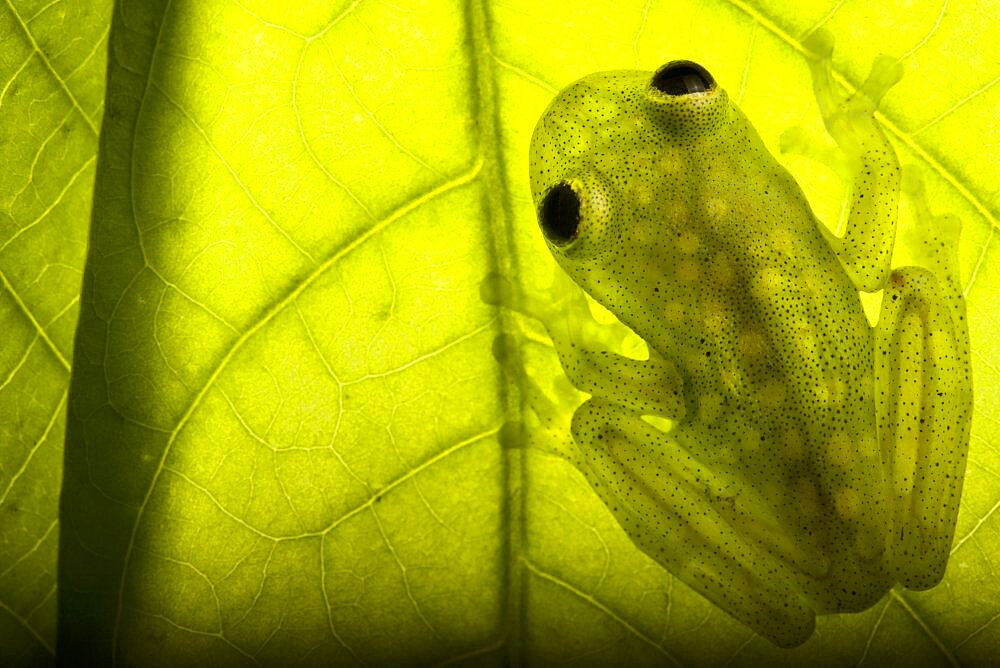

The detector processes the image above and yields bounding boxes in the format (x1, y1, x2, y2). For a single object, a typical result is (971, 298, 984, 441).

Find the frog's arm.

(804, 31, 903, 292)
(874, 179, 972, 589)
(481, 271, 685, 420)
(571, 398, 815, 647)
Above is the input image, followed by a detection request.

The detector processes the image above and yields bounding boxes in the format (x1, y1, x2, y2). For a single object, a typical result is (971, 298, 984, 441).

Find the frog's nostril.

(652, 61, 715, 95)
(539, 182, 581, 244)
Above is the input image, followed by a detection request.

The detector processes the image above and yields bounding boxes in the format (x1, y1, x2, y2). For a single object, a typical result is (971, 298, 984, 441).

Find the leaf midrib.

(466, 0, 528, 664)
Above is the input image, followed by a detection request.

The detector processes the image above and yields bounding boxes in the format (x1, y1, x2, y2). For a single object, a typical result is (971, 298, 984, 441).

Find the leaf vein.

(889, 589, 959, 667)
(0, 269, 70, 369)
(1, 0, 98, 134)
(0, 391, 66, 507)
(857, 597, 892, 666)
(0, 519, 57, 580)
(963, 226, 994, 297)
(150, 79, 316, 264)
(322, 426, 497, 534)
(898, 0, 949, 61)
(723, 0, 999, 233)
(950, 492, 1000, 555)
(370, 505, 435, 631)
(292, 44, 374, 219)
(522, 559, 682, 666)
(914, 73, 1000, 135)
(109, 164, 484, 653)
(0, 155, 97, 256)
(0, 599, 53, 655)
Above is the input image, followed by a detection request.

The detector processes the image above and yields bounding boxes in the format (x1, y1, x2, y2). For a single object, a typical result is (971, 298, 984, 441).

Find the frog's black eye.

(652, 61, 715, 95)
(539, 182, 581, 245)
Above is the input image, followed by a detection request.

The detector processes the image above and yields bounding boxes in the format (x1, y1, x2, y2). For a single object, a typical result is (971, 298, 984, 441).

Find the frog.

(483, 32, 973, 647)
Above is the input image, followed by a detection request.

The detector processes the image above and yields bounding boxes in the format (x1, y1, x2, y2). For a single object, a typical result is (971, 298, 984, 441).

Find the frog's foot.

(802, 30, 903, 129)
(802, 30, 904, 292)
(481, 269, 685, 419)
(571, 398, 815, 648)
(481, 269, 628, 355)
(482, 268, 685, 464)
(779, 125, 851, 182)
(483, 271, 585, 460)
(875, 265, 972, 589)
(491, 331, 581, 462)
(901, 168, 963, 292)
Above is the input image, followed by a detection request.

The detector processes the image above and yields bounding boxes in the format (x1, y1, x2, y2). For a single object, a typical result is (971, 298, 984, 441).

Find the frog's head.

(528, 61, 745, 309)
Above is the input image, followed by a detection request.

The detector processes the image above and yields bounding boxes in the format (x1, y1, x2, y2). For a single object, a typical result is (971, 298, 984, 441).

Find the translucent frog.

(485, 34, 973, 647)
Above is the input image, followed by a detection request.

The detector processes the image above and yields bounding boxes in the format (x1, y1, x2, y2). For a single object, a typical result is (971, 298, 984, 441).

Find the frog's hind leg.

(803, 31, 904, 292)
(875, 177, 972, 589)
(571, 398, 815, 648)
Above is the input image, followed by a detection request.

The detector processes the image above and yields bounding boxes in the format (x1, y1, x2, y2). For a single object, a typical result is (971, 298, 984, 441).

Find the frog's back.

(646, 95, 896, 612)
(530, 63, 899, 611)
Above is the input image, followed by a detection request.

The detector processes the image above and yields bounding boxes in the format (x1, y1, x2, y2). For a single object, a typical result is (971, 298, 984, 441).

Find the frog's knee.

(883, 267, 944, 306)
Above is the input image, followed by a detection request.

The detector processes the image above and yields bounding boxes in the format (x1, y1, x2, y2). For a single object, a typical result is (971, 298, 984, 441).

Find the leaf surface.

(2, 0, 994, 664)
(0, 0, 110, 662)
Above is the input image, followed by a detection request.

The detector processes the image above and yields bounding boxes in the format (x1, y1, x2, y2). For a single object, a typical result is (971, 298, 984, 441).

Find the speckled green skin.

(527, 41, 972, 647)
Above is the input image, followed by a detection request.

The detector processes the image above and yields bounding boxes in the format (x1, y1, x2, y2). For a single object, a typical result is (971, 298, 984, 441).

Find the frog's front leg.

(875, 182, 973, 589)
(571, 398, 815, 647)
(482, 271, 685, 420)
(804, 31, 903, 292)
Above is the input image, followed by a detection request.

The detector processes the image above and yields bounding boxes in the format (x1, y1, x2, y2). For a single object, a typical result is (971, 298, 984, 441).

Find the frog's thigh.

(572, 398, 814, 647)
(805, 32, 902, 292)
(876, 267, 973, 589)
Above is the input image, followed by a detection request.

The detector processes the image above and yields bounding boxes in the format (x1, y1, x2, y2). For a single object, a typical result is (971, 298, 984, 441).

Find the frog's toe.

(802, 28, 834, 60)
(498, 420, 529, 450)
(479, 271, 514, 307)
(779, 126, 813, 155)
(492, 330, 582, 462)
(852, 54, 903, 113)
(902, 169, 962, 242)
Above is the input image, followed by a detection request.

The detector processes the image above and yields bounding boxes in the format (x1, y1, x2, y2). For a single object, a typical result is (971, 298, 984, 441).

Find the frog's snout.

(538, 182, 581, 245)
(652, 60, 715, 96)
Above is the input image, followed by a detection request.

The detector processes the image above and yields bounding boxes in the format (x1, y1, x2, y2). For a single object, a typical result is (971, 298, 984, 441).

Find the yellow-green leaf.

(0, 0, 996, 664)
(0, 0, 111, 663)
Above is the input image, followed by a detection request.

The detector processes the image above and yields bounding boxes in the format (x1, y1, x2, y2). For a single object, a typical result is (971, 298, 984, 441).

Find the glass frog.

(488, 33, 973, 647)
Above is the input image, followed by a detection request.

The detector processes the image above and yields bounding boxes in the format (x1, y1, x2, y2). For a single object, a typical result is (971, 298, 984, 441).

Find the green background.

(0, 0, 997, 665)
